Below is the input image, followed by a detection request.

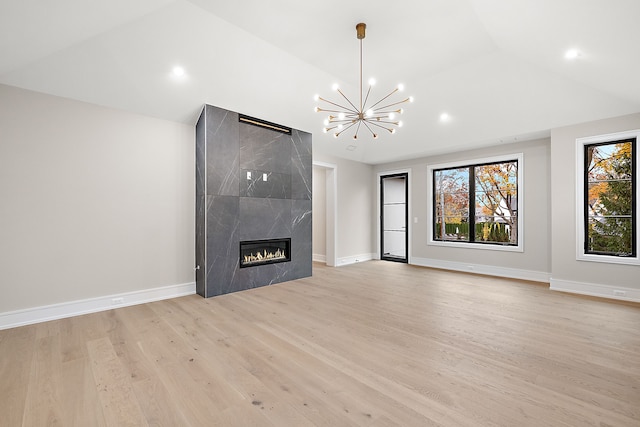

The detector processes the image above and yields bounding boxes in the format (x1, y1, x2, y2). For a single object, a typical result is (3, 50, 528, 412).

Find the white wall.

(312, 165, 326, 261)
(313, 153, 375, 264)
(0, 84, 195, 315)
(550, 112, 640, 300)
(374, 138, 551, 281)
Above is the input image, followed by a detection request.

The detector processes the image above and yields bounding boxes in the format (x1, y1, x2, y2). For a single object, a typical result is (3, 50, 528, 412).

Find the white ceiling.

(1, 0, 639, 164)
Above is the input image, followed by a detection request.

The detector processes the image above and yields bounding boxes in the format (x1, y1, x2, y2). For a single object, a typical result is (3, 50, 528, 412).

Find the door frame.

(377, 169, 411, 263)
(313, 161, 338, 267)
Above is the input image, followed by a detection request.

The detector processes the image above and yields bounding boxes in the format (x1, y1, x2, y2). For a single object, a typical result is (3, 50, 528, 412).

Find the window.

(428, 154, 523, 252)
(577, 131, 638, 264)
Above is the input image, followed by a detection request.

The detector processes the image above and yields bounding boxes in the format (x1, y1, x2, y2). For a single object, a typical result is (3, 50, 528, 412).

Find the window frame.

(427, 153, 524, 253)
(576, 130, 639, 265)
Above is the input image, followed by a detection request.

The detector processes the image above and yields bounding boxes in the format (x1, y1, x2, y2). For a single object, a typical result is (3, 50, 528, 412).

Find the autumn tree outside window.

(429, 154, 523, 252)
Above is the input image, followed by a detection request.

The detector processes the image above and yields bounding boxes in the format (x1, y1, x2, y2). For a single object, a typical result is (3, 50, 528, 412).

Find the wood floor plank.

(0, 326, 36, 427)
(22, 334, 64, 426)
(58, 357, 108, 427)
(1, 261, 639, 426)
(86, 337, 149, 427)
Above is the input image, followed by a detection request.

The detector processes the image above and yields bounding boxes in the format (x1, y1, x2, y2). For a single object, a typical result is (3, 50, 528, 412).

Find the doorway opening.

(380, 173, 408, 263)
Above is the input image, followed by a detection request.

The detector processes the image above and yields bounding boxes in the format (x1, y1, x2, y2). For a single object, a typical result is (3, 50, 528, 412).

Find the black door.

(380, 173, 408, 263)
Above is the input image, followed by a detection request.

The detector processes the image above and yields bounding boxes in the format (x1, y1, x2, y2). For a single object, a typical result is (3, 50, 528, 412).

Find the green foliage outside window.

(585, 140, 635, 256)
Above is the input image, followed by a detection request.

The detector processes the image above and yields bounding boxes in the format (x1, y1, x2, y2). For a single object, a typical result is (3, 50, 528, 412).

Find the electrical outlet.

(613, 290, 626, 297)
(111, 297, 124, 305)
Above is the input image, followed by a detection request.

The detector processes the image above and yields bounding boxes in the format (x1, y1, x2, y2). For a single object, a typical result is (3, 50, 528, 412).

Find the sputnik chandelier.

(314, 23, 413, 140)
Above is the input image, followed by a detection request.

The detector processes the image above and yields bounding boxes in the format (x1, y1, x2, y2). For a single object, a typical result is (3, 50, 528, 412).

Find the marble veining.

(291, 129, 312, 200)
(241, 169, 291, 199)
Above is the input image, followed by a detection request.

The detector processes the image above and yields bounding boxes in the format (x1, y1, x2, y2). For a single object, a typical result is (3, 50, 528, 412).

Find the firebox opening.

(239, 238, 291, 268)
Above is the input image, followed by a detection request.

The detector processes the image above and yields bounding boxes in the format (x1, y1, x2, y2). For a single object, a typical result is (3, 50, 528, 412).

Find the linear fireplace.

(239, 238, 291, 268)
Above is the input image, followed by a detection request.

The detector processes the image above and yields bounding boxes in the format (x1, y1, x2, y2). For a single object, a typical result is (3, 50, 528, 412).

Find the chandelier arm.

(362, 85, 372, 112)
(329, 117, 357, 123)
(367, 88, 399, 110)
(362, 121, 378, 137)
(335, 121, 358, 137)
(336, 89, 361, 113)
(353, 120, 363, 139)
(317, 108, 349, 114)
(318, 98, 359, 114)
(373, 109, 402, 115)
(367, 120, 399, 126)
(365, 120, 395, 131)
(374, 98, 411, 111)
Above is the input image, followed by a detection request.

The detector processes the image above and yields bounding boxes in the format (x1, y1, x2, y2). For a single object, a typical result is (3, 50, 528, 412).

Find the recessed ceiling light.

(564, 48, 581, 60)
(172, 66, 185, 77)
(439, 112, 451, 122)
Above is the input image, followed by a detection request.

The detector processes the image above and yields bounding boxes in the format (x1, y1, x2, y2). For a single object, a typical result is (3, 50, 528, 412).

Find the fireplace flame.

(243, 248, 286, 265)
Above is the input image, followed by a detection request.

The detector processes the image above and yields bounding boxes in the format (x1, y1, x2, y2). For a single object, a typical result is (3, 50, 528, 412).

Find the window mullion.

(583, 144, 590, 253)
(469, 166, 476, 243)
(632, 139, 637, 256)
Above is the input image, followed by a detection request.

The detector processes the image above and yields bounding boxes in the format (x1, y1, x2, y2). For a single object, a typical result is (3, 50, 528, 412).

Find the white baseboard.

(411, 257, 551, 283)
(312, 253, 327, 263)
(337, 253, 375, 267)
(550, 278, 640, 303)
(0, 282, 196, 330)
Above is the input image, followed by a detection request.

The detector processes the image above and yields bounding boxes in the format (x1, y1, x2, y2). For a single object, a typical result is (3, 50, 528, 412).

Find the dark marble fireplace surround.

(195, 105, 312, 297)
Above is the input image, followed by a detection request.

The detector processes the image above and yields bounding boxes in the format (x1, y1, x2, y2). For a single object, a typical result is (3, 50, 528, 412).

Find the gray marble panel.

(233, 259, 296, 290)
(206, 105, 239, 196)
(239, 198, 292, 241)
(240, 169, 291, 199)
(205, 195, 240, 297)
(239, 123, 291, 174)
(195, 194, 206, 296)
(195, 109, 206, 199)
(291, 129, 312, 201)
(291, 199, 313, 279)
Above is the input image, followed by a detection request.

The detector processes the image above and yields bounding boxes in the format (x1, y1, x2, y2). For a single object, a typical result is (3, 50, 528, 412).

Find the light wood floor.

(1, 261, 639, 426)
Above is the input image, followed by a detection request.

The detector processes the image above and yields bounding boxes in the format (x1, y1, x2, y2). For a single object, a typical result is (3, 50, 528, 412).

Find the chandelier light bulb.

(314, 106, 320, 112)
(323, 128, 328, 133)
(332, 83, 339, 91)
(313, 94, 320, 101)
(398, 121, 403, 127)
(313, 22, 412, 140)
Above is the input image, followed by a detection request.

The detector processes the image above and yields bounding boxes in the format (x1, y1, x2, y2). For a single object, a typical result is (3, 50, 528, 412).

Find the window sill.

(576, 253, 640, 266)
(429, 239, 523, 253)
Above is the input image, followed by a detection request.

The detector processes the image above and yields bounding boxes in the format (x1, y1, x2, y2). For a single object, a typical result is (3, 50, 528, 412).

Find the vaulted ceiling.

(2, 0, 639, 164)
